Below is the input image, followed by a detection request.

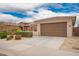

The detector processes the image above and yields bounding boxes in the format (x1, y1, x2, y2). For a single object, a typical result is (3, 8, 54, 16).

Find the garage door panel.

(41, 22, 67, 37)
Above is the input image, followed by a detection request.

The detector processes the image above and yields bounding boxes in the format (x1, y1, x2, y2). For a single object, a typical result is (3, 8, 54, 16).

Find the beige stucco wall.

(33, 16, 75, 37)
(33, 24, 41, 36)
(67, 19, 73, 37)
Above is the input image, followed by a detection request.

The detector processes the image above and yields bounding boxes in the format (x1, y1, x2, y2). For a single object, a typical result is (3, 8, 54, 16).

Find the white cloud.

(0, 3, 44, 23)
(0, 3, 79, 24)
(0, 3, 43, 12)
(33, 8, 56, 20)
(32, 8, 76, 21)
(0, 13, 34, 23)
(18, 18, 34, 23)
(0, 13, 21, 23)
(50, 3, 63, 8)
(0, 8, 77, 23)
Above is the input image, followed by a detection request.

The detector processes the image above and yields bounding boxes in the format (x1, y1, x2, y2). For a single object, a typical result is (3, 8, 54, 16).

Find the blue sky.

(2, 11, 31, 18)
(0, 3, 79, 24)
(0, 3, 79, 18)
(43, 3, 79, 13)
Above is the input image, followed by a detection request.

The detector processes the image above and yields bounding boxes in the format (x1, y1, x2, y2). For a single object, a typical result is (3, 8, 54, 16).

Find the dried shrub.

(7, 35, 13, 40)
(15, 35, 21, 40)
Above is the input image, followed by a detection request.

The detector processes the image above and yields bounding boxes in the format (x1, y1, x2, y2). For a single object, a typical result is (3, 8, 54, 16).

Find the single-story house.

(33, 16, 76, 37)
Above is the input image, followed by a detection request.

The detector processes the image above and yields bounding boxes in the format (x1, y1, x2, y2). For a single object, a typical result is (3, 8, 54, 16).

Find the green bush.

(0, 32, 7, 39)
(16, 29, 22, 32)
(1, 35, 7, 39)
(15, 31, 33, 37)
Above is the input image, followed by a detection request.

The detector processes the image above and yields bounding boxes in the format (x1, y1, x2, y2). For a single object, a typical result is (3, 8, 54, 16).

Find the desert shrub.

(15, 35, 21, 40)
(7, 35, 13, 40)
(0, 32, 7, 39)
(0, 35, 7, 39)
(15, 31, 33, 37)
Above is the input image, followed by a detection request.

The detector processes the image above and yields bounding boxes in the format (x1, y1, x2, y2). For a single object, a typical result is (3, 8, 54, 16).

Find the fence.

(73, 27, 79, 36)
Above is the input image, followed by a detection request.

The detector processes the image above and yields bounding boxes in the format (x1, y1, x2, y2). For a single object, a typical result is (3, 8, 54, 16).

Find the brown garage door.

(40, 22, 67, 37)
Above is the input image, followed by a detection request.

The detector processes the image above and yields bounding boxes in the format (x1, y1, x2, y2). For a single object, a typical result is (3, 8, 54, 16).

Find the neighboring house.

(18, 22, 32, 31)
(33, 16, 76, 37)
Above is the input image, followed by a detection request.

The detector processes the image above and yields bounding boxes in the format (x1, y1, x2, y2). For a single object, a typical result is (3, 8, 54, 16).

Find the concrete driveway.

(0, 36, 65, 49)
(0, 36, 79, 56)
